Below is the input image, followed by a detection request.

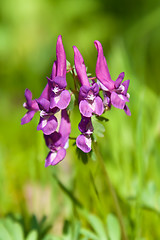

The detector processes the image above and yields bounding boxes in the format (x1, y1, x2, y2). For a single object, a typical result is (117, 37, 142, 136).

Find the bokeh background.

(0, 0, 160, 239)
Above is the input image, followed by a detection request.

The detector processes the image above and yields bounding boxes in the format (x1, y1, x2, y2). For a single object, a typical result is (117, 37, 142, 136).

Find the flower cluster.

(21, 35, 131, 167)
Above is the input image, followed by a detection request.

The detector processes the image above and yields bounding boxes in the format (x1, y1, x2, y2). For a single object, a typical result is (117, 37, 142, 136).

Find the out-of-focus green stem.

(92, 142, 128, 240)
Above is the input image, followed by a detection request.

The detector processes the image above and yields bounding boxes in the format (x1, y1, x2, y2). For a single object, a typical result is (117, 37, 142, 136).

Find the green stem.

(92, 142, 128, 240)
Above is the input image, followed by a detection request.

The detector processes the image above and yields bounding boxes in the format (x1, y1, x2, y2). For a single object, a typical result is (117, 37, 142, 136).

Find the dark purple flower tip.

(91, 83, 99, 95)
(73, 46, 90, 87)
(44, 132, 61, 150)
(79, 100, 93, 117)
(76, 134, 91, 153)
(45, 148, 66, 167)
(47, 76, 67, 90)
(36, 98, 50, 112)
(94, 40, 115, 90)
(56, 35, 66, 78)
(21, 110, 35, 125)
(37, 115, 58, 135)
(122, 80, 130, 95)
(111, 92, 129, 109)
(124, 105, 131, 116)
(78, 117, 93, 134)
(115, 72, 125, 89)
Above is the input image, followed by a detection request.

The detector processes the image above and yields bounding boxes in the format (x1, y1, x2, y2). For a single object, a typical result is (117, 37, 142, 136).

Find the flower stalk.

(92, 141, 128, 240)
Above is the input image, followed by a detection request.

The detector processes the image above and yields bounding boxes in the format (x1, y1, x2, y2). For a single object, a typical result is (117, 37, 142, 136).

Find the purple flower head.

(36, 97, 58, 135)
(94, 40, 131, 116)
(44, 109, 71, 167)
(73, 46, 104, 117)
(76, 134, 92, 153)
(47, 36, 71, 110)
(78, 116, 93, 135)
(76, 116, 93, 153)
(21, 89, 39, 125)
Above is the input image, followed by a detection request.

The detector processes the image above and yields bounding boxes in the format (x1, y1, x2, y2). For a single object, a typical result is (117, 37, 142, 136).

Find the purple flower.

(21, 89, 39, 125)
(36, 97, 58, 135)
(44, 109, 71, 167)
(73, 46, 104, 117)
(47, 35, 71, 110)
(76, 116, 93, 153)
(94, 40, 131, 116)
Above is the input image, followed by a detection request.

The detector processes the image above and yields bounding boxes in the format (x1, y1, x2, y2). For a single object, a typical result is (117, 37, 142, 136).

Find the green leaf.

(92, 115, 106, 141)
(96, 115, 109, 122)
(80, 211, 107, 240)
(66, 60, 72, 71)
(67, 93, 75, 111)
(4, 218, 24, 240)
(53, 174, 83, 208)
(80, 228, 99, 240)
(0, 222, 12, 240)
(107, 214, 121, 240)
(26, 230, 38, 240)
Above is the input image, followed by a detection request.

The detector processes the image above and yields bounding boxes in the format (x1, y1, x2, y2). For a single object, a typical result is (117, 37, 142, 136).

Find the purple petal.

(39, 84, 51, 101)
(44, 132, 61, 149)
(73, 46, 90, 87)
(124, 105, 131, 116)
(56, 35, 66, 77)
(76, 134, 91, 153)
(21, 110, 35, 125)
(37, 115, 58, 135)
(91, 83, 99, 96)
(57, 90, 71, 109)
(50, 92, 60, 109)
(51, 61, 57, 80)
(36, 98, 50, 112)
(111, 92, 128, 109)
(78, 117, 93, 134)
(79, 100, 93, 117)
(58, 109, 71, 147)
(79, 85, 91, 100)
(52, 76, 67, 89)
(94, 40, 114, 90)
(122, 80, 130, 95)
(45, 148, 66, 167)
(115, 72, 124, 89)
(94, 96, 104, 116)
(25, 89, 32, 107)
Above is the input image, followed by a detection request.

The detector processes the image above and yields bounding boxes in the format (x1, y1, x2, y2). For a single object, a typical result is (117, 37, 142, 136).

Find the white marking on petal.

(23, 102, 27, 108)
(85, 136, 91, 149)
(64, 140, 69, 149)
(97, 80, 109, 91)
(52, 86, 60, 94)
(40, 110, 48, 118)
(87, 94, 95, 101)
(127, 93, 130, 99)
(89, 101, 95, 111)
(119, 94, 124, 100)
(42, 119, 48, 128)
(50, 152, 57, 163)
(118, 85, 125, 92)
(54, 94, 60, 104)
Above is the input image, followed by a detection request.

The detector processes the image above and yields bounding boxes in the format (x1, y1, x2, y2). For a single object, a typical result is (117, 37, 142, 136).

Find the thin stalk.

(92, 142, 128, 240)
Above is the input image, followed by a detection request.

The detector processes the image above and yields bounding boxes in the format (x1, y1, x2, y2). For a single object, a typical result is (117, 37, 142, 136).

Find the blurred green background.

(0, 0, 160, 239)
